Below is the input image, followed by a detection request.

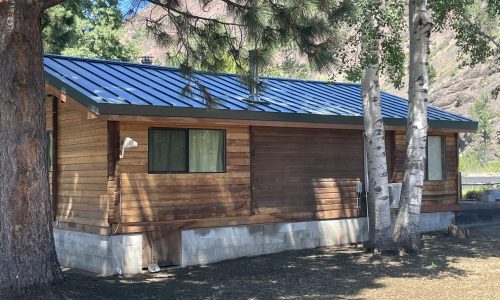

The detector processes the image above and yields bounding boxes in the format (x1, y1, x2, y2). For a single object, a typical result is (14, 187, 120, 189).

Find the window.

(426, 136, 445, 180)
(148, 128, 225, 173)
(47, 131, 54, 172)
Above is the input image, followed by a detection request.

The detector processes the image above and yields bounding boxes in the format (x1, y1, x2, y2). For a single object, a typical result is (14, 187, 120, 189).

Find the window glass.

(189, 129, 225, 172)
(47, 131, 53, 171)
(427, 136, 444, 180)
(149, 129, 187, 172)
(148, 128, 225, 173)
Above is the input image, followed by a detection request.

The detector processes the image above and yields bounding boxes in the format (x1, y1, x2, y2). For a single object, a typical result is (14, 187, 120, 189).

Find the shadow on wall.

(118, 126, 251, 266)
(56, 171, 108, 224)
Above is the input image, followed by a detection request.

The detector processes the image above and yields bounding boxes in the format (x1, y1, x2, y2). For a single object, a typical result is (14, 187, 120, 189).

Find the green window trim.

(148, 128, 226, 174)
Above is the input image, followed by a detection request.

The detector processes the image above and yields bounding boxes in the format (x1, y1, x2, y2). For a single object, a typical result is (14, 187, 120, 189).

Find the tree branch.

(457, 11, 500, 49)
(220, 0, 249, 10)
(146, 0, 245, 27)
(39, 0, 65, 11)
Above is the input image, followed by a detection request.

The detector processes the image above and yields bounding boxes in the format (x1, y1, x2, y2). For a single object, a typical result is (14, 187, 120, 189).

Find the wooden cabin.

(44, 55, 477, 275)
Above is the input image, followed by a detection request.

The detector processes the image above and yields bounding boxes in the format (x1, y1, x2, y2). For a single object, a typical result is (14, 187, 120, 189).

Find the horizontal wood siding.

(118, 122, 251, 226)
(46, 98, 53, 131)
(252, 127, 364, 220)
(389, 132, 458, 210)
(53, 99, 109, 233)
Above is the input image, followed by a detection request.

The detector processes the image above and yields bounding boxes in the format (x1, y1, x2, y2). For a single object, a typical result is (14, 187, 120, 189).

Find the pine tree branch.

(146, 0, 245, 27)
(219, 0, 250, 10)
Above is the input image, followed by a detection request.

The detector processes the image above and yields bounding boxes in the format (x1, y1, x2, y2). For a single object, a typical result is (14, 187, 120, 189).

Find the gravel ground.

(22, 225, 500, 300)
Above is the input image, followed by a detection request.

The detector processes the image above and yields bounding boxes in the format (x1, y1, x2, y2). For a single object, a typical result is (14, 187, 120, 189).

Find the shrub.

(463, 184, 500, 200)
(464, 189, 484, 200)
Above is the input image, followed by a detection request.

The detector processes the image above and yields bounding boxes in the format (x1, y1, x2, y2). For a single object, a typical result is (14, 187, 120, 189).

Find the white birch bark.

(393, 0, 432, 251)
(361, 19, 393, 251)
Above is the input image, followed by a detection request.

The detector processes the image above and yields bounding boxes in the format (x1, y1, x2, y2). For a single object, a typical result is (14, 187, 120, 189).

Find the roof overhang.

(44, 72, 478, 133)
(94, 102, 478, 132)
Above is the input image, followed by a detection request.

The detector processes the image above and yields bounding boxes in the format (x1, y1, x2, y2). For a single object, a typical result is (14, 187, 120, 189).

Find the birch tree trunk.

(392, 0, 432, 251)
(0, 1, 63, 297)
(361, 24, 393, 251)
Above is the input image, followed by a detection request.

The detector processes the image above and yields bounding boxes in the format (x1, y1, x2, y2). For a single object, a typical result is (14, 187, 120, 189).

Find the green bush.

(463, 184, 500, 200)
(464, 189, 484, 200)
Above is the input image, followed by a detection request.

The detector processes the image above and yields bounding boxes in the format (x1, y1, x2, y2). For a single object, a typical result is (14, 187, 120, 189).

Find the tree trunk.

(0, 1, 63, 296)
(361, 28, 393, 251)
(392, 0, 432, 251)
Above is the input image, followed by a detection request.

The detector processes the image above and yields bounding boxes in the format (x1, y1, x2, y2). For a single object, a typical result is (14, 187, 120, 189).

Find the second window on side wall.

(148, 128, 225, 173)
(426, 136, 445, 181)
(47, 131, 54, 172)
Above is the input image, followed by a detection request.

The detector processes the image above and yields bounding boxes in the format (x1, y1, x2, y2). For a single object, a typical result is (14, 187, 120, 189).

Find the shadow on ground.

(24, 225, 500, 300)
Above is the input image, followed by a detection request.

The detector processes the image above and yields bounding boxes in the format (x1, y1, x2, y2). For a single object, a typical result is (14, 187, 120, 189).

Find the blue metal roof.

(43, 54, 477, 130)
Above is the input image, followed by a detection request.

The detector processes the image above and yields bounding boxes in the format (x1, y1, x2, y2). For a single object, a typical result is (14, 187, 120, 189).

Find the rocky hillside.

(382, 30, 499, 159)
(123, 4, 499, 159)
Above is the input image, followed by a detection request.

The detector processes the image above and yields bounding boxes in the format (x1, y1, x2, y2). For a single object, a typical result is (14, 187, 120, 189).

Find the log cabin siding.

(118, 122, 252, 225)
(388, 132, 458, 210)
(52, 100, 110, 234)
(251, 127, 365, 220)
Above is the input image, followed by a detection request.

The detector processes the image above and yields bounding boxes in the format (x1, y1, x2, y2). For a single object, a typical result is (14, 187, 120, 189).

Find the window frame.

(147, 127, 227, 174)
(425, 135, 446, 181)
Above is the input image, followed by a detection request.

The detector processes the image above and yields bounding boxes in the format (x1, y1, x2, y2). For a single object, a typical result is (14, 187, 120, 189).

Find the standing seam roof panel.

(120, 66, 206, 108)
(42, 54, 477, 129)
(289, 81, 365, 116)
(105, 64, 191, 107)
(45, 59, 124, 103)
(266, 79, 360, 116)
(70, 60, 154, 105)
(200, 74, 303, 113)
(57, 59, 135, 104)
(87, 62, 170, 106)
(140, 67, 227, 109)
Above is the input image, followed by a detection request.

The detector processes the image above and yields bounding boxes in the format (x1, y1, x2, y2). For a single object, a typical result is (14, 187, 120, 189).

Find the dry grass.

(22, 225, 500, 300)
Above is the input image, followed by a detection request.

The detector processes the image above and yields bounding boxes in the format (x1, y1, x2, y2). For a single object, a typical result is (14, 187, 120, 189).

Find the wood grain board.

(388, 131, 458, 205)
(46, 93, 461, 237)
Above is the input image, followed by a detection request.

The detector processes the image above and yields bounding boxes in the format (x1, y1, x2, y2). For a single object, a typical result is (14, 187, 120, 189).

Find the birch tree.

(392, 0, 432, 251)
(394, 0, 498, 251)
(361, 38, 394, 250)
(340, 0, 405, 251)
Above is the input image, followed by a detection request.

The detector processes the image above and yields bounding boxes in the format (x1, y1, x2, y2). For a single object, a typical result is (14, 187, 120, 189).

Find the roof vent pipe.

(140, 56, 153, 65)
(247, 50, 261, 103)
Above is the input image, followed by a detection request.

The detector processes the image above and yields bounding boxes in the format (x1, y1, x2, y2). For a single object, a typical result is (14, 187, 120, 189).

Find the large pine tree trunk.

(361, 33, 393, 251)
(392, 0, 432, 251)
(0, 2, 63, 296)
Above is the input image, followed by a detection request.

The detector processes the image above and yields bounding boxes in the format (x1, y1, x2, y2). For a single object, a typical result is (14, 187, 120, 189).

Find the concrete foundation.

(181, 212, 455, 266)
(456, 208, 500, 227)
(418, 211, 455, 232)
(181, 218, 369, 266)
(54, 211, 455, 274)
(54, 229, 142, 276)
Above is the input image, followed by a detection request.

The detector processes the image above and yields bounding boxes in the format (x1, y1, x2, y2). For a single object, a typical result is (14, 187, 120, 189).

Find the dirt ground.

(21, 225, 500, 300)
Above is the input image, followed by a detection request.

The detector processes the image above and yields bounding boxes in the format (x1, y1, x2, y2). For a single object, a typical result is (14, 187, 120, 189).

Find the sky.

(119, 0, 149, 17)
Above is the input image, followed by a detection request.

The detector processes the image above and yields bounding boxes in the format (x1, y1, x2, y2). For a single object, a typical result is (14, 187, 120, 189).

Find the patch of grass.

(460, 152, 500, 173)
(449, 66, 458, 77)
